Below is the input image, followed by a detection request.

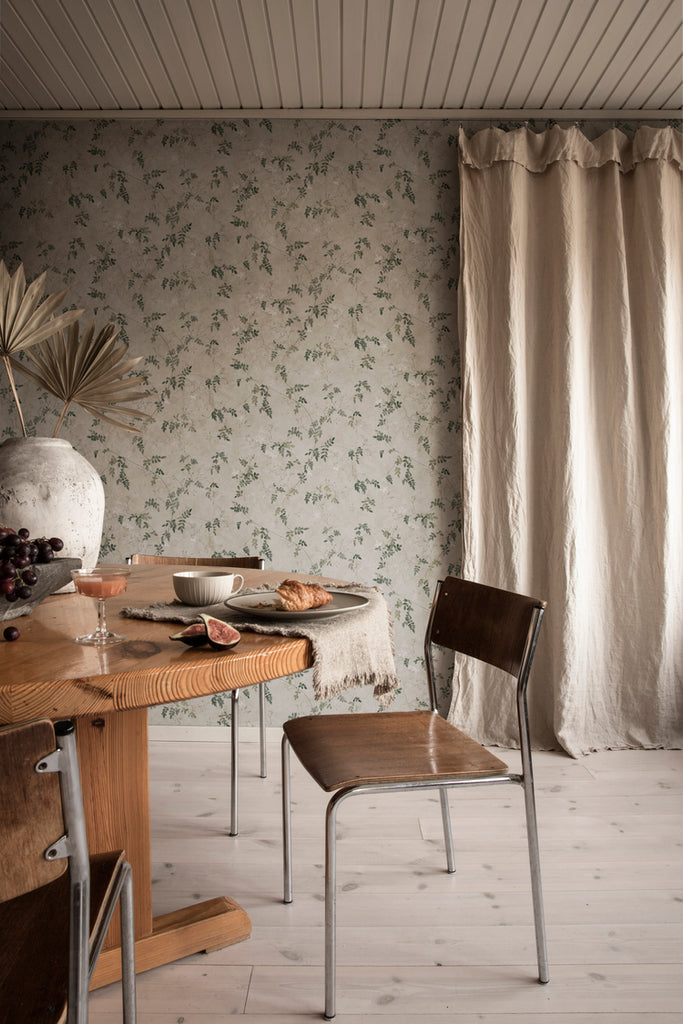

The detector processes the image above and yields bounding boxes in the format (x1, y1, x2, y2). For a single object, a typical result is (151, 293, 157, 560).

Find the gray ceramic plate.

(225, 590, 369, 620)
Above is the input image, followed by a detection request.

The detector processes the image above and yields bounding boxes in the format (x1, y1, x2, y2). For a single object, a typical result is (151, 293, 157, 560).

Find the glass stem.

(97, 597, 108, 637)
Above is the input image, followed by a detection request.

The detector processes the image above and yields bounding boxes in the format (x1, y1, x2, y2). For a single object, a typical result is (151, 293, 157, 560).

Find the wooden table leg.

(74, 710, 251, 988)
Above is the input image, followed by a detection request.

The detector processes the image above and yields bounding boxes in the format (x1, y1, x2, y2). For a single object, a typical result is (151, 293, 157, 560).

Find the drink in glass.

(71, 568, 131, 645)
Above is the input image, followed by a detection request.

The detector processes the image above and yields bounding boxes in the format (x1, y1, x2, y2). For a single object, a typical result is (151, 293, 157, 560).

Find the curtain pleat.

(455, 125, 683, 755)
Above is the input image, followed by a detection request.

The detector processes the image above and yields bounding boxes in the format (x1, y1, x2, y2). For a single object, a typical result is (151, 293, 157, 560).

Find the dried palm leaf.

(1, 261, 84, 435)
(13, 318, 153, 437)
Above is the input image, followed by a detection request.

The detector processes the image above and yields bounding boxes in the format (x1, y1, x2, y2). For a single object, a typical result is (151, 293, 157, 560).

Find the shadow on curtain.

(455, 124, 683, 756)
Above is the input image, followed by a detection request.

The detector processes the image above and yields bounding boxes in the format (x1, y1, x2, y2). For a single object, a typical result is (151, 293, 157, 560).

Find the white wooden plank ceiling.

(0, 0, 681, 117)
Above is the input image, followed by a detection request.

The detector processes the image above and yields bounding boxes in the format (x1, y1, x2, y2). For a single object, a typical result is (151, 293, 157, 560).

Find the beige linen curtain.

(454, 124, 683, 755)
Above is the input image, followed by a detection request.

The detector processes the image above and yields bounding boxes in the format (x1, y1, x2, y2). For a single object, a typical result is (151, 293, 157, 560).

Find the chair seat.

(0, 851, 126, 1024)
(283, 710, 508, 792)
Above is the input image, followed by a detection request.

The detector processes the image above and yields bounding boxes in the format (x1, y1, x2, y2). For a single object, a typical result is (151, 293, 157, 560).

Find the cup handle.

(232, 574, 244, 595)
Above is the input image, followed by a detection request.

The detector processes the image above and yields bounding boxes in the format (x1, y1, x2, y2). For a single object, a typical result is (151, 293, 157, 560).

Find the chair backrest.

(425, 576, 546, 712)
(129, 553, 265, 569)
(0, 719, 67, 901)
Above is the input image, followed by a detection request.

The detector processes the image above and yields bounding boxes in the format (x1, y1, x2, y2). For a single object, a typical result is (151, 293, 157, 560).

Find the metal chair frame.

(281, 576, 549, 1020)
(128, 553, 266, 835)
(0, 718, 136, 1024)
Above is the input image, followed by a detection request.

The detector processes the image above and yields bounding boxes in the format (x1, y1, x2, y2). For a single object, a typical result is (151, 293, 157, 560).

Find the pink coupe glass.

(71, 568, 131, 645)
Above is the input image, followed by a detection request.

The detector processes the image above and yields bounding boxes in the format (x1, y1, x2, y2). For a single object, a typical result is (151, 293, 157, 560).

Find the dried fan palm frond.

(13, 319, 153, 437)
(0, 260, 84, 435)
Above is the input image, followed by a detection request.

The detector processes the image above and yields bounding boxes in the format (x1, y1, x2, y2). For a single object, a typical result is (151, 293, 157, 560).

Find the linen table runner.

(121, 584, 398, 706)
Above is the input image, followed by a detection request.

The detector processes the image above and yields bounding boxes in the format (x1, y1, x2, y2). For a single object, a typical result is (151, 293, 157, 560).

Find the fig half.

(170, 615, 240, 650)
(170, 621, 208, 647)
(201, 613, 241, 650)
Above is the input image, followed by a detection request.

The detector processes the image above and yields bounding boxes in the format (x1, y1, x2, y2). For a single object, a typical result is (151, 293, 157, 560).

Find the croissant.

(276, 579, 333, 611)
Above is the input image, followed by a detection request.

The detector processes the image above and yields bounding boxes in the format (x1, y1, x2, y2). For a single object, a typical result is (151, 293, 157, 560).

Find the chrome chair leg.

(258, 683, 267, 778)
(230, 689, 240, 836)
(439, 787, 456, 873)
(522, 775, 549, 983)
(282, 734, 293, 903)
(518, 677, 549, 984)
(120, 862, 137, 1023)
(58, 726, 90, 1024)
(324, 793, 343, 1021)
(68, 881, 89, 1024)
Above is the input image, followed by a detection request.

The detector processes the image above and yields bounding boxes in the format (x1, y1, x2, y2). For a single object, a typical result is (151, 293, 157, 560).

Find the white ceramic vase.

(0, 437, 105, 590)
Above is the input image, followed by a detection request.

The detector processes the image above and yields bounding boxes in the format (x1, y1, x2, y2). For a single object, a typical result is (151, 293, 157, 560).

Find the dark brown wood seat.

(284, 709, 508, 790)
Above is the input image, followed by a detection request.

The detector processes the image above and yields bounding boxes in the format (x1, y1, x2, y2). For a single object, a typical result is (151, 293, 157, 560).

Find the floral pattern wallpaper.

(0, 117, 462, 725)
(1, 116, 651, 727)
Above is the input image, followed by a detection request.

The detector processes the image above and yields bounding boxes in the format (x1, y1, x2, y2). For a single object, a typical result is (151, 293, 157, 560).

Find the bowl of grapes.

(0, 526, 81, 622)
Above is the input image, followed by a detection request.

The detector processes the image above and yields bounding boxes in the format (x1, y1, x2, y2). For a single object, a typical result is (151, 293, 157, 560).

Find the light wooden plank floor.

(89, 725, 683, 1023)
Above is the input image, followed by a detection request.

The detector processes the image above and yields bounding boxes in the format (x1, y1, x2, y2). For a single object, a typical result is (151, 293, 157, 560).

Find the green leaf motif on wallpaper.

(392, 455, 416, 490)
(353, 191, 380, 208)
(353, 477, 381, 495)
(211, 451, 229, 474)
(211, 165, 229, 188)
(376, 388, 402, 424)
(161, 271, 195, 291)
(160, 223, 193, 257)
(0, 116, 464, 728)
(305, 484, 339, 506)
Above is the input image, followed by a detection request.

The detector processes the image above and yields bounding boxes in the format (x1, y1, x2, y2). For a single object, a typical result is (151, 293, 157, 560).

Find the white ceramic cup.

(172, 570, 244, 606)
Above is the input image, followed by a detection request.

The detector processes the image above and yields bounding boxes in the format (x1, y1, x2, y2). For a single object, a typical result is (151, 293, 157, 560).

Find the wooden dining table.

(0, 562, 325, 988)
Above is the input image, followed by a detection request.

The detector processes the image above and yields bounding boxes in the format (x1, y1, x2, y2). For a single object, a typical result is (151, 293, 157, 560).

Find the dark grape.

(18, 528, 30, 539)
(49, 537, 64, 552)
(16, 585, 32, 600)
(22, 568, 37, 586)
(0, 564, 14, 580)
(39, 546, 54, 562)
(5, 590, 18, 602)
(0, 579, 15, 596)
(5, 534, 20, 548)
(3, 626, 20, 641)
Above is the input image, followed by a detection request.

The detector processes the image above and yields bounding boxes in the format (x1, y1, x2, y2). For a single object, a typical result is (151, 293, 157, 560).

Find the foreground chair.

(0, 718, 136, 1024)
(282, 575, 548, 1019)
(129, 552, 266, 835)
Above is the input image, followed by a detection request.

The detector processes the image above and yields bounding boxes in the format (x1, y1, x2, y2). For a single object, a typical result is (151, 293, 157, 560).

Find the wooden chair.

(129, 553, 266, 836)
(0, 718, 136, 1024)
(282, 576, 549, 1020)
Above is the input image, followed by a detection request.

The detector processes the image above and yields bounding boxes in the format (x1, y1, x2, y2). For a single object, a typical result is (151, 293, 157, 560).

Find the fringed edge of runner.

(312, 668, 399, 705)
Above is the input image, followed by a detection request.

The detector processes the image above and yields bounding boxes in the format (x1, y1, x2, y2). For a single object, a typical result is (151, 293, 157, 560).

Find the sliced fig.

(170, 621, 209, 647)
(200, 613, 241, 650)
